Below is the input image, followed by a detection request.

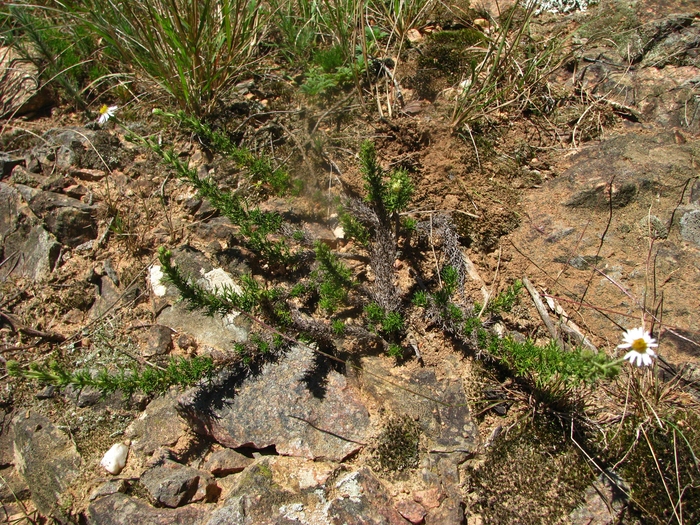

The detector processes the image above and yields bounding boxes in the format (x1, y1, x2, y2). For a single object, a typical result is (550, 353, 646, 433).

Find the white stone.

(149, 265, 167, 297)
(100, 443, 129, 475)
(332, 225, 345, 239)
(200, 267, 243, 295)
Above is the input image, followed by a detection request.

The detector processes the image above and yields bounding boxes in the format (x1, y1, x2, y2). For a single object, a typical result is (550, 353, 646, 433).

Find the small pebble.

(100, 443, 129, 475)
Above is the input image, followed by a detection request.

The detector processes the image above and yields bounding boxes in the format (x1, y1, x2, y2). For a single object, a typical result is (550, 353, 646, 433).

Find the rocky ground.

(0, 0, 699, 524)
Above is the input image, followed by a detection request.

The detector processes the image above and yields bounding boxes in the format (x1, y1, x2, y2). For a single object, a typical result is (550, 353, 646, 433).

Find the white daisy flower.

(618, 326, 658, 367)
(97, 104, 118, 126)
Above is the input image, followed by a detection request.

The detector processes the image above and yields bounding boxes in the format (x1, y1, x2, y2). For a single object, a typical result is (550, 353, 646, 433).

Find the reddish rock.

(143, 324, 173, 358)
(69, 167, 106, 181)
(140, 459, 219, 508)
(126, 391, 187, 459)
(202, 449, 252, 477)
(397, 499, 427, 524)
(179, 345, 371, 462)
(12, 412, 82, 522)
(87, 493, 209, 525)
(413, 487, 443, 509)
(329, 468, 409, 525)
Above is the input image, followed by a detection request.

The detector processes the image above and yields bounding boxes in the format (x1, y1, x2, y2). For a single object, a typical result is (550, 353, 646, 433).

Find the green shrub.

(314, 241, 354, 314)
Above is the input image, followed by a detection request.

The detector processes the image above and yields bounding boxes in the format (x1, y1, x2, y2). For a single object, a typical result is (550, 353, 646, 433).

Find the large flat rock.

(12, 412, 82, 523)
(179, 345, 371, 461)
(359, 356, 479, 455)
(87, 493, 211, 525)
(205, 457, 409, 525)
(509, 129, 700, 360)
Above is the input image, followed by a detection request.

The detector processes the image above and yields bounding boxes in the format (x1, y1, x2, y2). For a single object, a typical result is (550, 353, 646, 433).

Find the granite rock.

(12, 412, 82, 522)
(140, 459, 219, 508)
(179, 344, 371, 462)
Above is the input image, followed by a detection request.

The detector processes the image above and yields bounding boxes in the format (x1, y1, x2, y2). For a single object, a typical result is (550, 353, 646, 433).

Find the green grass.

(451, 0, 568, 132)
(57, 0, 267, 115)
(2, 3, 110, 109)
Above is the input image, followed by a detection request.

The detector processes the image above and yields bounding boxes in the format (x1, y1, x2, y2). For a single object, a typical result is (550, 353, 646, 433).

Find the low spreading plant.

(314, 241, 355, 314)
(6, 356, 214, 397)
(158, 247, 284, 317)
(352, 139, 415, 241)
(154, 109, 295, 196)
(365, 302, 405, 356)
(128, 130, 293, 268)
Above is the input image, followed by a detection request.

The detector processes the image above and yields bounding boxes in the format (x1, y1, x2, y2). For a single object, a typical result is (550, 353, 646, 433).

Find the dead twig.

(0, 310, 65, 343)
(522, 276, 562, 347)
(543, 294, 598, 352)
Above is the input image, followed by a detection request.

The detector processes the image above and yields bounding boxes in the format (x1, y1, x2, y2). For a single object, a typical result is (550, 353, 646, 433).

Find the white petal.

(624, 350, 644, 367)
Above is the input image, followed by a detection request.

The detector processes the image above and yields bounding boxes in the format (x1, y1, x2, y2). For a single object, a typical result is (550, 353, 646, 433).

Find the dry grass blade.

(451, 0, 569, 132)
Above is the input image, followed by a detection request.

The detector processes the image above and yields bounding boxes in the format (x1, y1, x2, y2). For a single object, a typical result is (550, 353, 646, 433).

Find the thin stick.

(464, 124, 482, 172)
(523, 276, 562, 347)
(0, 310, 65, 343)
(401, 208, 480, 219)
(674, 429, 684, 521)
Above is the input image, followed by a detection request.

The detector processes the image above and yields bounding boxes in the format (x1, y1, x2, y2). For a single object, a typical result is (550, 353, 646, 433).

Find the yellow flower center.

(99, 104, 109, 115)
(631, 338, 648, 353)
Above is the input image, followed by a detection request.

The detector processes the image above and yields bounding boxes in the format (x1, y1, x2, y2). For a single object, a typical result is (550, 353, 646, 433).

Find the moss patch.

(372, 415, 421, 473)
(411, 29, 486, 100)
(468, 417, 593, 523)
